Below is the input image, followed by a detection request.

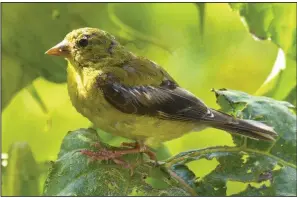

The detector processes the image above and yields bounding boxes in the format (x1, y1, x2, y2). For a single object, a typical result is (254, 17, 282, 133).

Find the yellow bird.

(46, 27, 277, 162)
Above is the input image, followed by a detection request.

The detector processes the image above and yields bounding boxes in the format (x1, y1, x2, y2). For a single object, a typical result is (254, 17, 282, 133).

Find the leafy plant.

(43, 89, 296, 196)
(43, 129, 192, 196)
(166, 89, 296, 196)
(230, 3, 297, 104)
(2, 143, 40, 196)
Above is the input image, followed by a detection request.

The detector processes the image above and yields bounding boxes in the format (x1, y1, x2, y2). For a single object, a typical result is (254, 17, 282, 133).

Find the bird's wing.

(97, 57, 178, 87)
(98, 77, 213, 122)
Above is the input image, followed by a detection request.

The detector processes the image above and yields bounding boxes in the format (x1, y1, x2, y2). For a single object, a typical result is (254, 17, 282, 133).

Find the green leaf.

(214, 89, 296, 162)
(26, 83, 49, 114)
(285, 85, 297, 106)
(166, 89, 296, 196)
(255, 54, 296, 105)
(195, 3, 206, 41)
(229, 3, 296, 60)
(230, 3, 296, 104)
(43, 128, 191, 196)
(2, 142, 40, 196)
(107, 3, 173, 53)
(1, 55, 38, 111)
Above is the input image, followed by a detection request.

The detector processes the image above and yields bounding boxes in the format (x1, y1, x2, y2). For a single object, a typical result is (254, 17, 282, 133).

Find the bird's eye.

(77, 38, 88, 47)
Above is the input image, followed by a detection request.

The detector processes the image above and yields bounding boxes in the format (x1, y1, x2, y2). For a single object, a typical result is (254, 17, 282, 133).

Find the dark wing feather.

(96, 72, 277, 141)
(100, 80, 213, 122)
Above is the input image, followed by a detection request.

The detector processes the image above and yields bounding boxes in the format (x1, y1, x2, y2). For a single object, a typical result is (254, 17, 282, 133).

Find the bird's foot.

(80, 144, 135, 175)
(120, 142, 157, 162)
(80, 141, 157, 175)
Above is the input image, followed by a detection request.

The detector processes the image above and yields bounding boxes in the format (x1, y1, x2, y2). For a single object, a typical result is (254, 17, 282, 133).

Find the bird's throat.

(67, 61, 102, 100)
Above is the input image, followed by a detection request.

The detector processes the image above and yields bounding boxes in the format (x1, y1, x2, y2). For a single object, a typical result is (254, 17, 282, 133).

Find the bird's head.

(46, 27, 119, 68)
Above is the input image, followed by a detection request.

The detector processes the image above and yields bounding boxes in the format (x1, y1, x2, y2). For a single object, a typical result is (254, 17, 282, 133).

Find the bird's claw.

(80, 141, 157, 176)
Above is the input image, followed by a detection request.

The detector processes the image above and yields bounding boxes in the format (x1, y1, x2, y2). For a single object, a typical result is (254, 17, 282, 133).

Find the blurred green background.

(1, 2, 296, 196)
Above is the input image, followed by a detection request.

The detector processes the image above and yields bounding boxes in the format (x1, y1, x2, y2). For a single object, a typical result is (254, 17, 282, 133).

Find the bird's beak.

(45, 40, 70, 57)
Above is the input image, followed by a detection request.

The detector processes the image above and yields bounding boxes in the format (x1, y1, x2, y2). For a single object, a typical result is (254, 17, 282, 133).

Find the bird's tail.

(205, 109, 278, 141)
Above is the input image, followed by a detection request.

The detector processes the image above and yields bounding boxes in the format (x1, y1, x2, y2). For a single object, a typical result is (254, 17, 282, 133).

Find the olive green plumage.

(46, 27, 277, 146)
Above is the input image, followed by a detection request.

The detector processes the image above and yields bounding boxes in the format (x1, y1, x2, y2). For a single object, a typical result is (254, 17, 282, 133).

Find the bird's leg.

(121, 141, 157, 162)
(81, 148, 135, 175)
(80, 141, 157, 164)
(80, 147, 118, 160)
